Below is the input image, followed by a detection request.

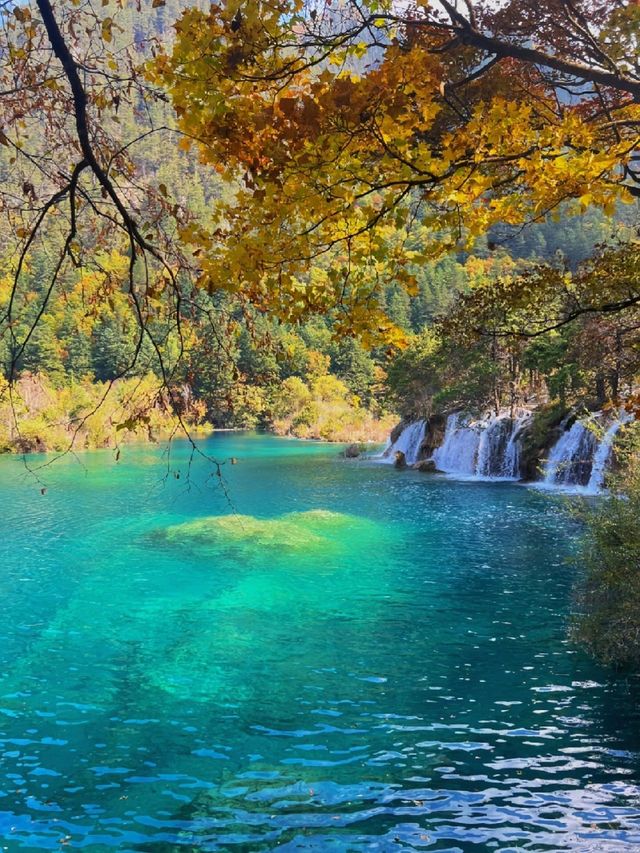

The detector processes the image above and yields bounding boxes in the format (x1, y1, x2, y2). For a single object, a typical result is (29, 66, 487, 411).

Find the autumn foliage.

(151, 0, 640, 343)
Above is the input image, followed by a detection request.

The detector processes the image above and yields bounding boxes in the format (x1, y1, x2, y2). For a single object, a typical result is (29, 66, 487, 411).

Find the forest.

(1, 0, 638, 454)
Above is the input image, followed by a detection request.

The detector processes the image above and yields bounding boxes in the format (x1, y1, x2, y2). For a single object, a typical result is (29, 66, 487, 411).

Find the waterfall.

(586, 414, 631, 492)
(542, 412, 633, 492)
(540, 412, 631, 492)
(381, 420, 426, 465)
(432, 413, 480, 476)
(503, 415, 529, 479)
(432, 411, 530, 480)
(543, 420, 598, 487)
(477, 415, 526, 478)
(382, 407, 632, 490)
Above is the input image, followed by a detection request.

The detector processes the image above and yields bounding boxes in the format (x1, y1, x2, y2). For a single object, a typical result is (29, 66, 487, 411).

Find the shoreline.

(0, 427, 389, 459)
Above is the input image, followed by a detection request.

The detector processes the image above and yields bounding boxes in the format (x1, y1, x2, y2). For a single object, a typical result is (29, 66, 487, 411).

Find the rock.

(389, 421, 406, 444)
(421, 413, 447, 458)
(519, 403, 567, 481)
(394, 450, 406, 469)
(343, 444, 361, 458)
(414, 459, 439, 473)
(14, 435, 47, 454)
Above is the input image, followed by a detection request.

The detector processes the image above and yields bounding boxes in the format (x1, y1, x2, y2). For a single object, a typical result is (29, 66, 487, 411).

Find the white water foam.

(432, 411, 531, 480)
(380, 420, 426, 466)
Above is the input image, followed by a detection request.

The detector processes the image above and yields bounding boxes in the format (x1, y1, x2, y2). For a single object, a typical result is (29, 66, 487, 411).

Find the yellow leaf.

(101, 17, 113, 42)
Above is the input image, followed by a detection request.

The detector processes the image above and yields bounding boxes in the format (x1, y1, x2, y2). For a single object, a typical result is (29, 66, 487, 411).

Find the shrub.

(572, 423, 640, 668)
(270, 372, 395, 442)
(0, 372, 209, 454)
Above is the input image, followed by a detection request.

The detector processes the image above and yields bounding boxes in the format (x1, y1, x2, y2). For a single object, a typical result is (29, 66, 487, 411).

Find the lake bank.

(0, 372, 394, 455)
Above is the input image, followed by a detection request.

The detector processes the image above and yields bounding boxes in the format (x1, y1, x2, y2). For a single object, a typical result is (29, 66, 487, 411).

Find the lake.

(0, 433, 639, 850)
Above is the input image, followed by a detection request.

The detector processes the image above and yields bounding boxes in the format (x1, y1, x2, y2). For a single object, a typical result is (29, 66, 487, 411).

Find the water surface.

(0, 433, 639, 851)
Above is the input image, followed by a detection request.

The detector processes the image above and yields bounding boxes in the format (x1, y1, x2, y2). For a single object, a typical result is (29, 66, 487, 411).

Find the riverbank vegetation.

(0, 372, 208, 454)
(573, 425, 640, 669)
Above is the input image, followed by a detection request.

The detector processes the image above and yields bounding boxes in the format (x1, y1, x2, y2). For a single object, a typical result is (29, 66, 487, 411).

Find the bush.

(572, 423, 640, 668)
(0, 372, 209, 454)
(270, 372, 395, 442)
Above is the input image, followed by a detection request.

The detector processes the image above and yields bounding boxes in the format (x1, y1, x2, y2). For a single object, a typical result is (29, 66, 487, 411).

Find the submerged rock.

(394, 450, 406, 468)
(414, 459, 439, 473)
(145, 507, 393, 700)
(343, 443, 361, 458)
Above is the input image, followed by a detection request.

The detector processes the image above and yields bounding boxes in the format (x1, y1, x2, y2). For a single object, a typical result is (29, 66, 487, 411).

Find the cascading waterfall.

(503, 416, 529, 479)
(543, 420, 597, 487)
(543, 412, 632, 492)
(381, 419, 426, 465)
(432, 411, 531, 480)
(382, 407, 632, 491)
(587, 414, 631, 492)
(477, 415, 529, 478)
(432, 413, 480, 476)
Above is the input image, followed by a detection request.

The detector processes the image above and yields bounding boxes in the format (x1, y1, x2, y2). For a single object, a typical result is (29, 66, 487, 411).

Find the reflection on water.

(0, 432, 639, 850)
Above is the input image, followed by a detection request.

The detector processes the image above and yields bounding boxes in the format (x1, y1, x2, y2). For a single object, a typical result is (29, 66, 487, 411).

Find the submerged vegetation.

(160, 509, 380, 557)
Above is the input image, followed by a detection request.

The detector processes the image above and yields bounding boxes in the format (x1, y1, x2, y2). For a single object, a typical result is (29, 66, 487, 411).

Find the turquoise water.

(1, 433, 639, 851)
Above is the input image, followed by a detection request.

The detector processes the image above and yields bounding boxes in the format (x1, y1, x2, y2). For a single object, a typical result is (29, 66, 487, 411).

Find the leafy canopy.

(151, 0, 640, 344)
